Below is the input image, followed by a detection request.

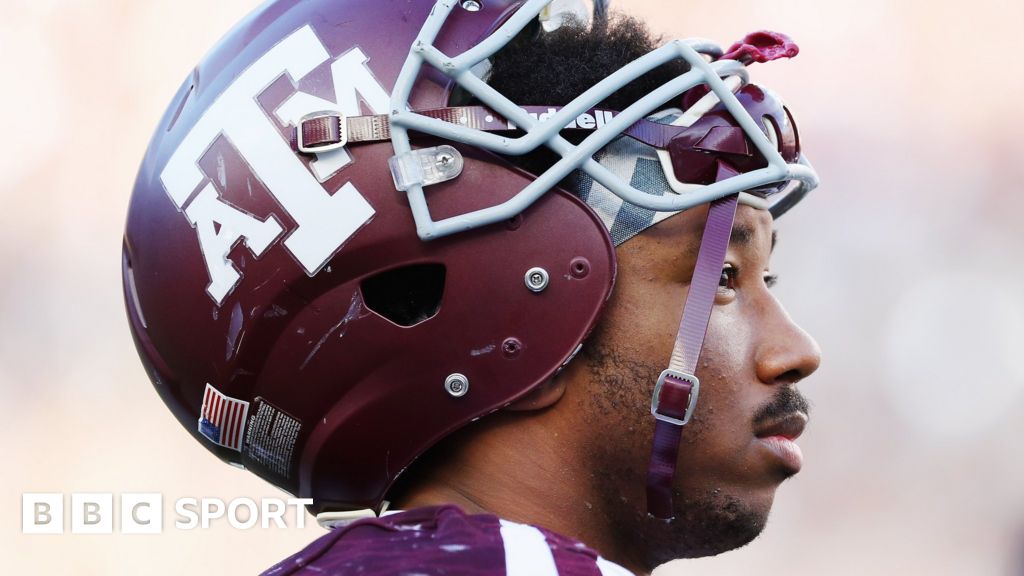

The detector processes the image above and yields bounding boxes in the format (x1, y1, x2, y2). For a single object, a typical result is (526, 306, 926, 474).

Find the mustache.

(752, 386, 811, 426)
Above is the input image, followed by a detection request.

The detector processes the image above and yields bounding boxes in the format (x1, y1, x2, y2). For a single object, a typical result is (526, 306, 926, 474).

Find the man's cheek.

(681, 408, 711, 443)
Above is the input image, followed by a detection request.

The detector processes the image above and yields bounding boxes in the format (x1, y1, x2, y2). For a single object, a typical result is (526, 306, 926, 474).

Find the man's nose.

(754, 295, 821, 386)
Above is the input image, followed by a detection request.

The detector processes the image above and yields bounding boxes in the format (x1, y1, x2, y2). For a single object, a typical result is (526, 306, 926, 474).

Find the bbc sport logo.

(22, 493, 313, 534)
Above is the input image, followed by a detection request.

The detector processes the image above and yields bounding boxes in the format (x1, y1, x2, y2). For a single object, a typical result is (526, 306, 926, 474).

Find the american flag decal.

(197, 384, 250, 452)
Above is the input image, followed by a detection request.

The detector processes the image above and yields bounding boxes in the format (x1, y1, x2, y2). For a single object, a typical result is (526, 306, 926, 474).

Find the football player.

(123, 1, 821, 573)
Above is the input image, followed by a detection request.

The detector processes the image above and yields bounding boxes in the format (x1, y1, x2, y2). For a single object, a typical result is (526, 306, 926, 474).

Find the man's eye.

(719, 266, 737, 290)
(764, 274, 779, 289)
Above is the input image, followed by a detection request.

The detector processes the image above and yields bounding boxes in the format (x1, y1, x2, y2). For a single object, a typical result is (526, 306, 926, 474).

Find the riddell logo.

(22, 493, 312, 534)
(510, 107, 617, 131)
(161, 25, 388, 305)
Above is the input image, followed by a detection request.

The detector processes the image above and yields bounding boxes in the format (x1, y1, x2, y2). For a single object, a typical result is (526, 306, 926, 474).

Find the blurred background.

(2, 0, 1022, 574)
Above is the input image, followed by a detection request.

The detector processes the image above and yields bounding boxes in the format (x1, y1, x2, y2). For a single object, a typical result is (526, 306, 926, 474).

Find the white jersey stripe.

(499, 519, 559, 576)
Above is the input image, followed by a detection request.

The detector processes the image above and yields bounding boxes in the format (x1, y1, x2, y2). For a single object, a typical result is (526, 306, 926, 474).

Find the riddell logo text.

(509, 107, 618, 131)
(22, 493, 313, 534)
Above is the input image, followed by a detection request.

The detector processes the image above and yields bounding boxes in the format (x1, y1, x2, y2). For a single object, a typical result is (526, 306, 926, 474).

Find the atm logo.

(161, 25, 389, 304)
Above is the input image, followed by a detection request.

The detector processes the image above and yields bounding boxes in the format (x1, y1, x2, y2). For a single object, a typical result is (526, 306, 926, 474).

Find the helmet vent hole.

(361, 263, 446, 327)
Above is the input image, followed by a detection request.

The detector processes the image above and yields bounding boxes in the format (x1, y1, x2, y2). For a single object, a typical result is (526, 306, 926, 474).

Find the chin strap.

(293, 105, 620, 153)
(646, 193, 738, 520)
(292, 105, 747, 158)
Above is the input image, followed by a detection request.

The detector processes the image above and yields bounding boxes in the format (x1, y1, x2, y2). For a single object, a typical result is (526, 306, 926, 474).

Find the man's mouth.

(754, 412, 808, 473)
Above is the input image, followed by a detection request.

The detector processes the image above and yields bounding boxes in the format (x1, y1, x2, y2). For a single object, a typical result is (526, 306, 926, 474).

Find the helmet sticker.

(161, 25, 390, 305)
(198, 384, 250, 452)
(242, 398, 303, 482)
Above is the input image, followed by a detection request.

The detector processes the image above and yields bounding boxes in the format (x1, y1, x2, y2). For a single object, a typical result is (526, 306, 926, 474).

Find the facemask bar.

(767, 155, 816, 218)
(389, 0, 819, 240)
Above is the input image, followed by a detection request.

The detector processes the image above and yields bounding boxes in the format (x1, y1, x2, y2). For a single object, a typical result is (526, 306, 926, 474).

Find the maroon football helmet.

(123, 0, 816, 521)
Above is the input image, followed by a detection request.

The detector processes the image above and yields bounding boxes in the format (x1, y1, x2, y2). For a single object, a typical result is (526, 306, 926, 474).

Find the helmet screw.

(436, 152, 454, 167)
(502, 338, 522, 358)
(445, 373, 469, 397)
(525, 267, 549, 293)
(569, 257, 590, 279)
(461, 0, 482, 12)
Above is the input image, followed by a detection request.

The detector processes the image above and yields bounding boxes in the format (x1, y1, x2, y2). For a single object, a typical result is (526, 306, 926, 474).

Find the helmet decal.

(198, 383, 251, 452)
(161, 25, 389, 304)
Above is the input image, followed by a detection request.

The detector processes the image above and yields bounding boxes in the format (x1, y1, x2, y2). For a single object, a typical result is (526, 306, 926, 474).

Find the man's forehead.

(620, 204, 776, 264)
(674, 205, 776, 260)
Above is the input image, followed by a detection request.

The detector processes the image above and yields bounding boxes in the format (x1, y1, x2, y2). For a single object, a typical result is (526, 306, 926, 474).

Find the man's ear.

(504, 376, 567, 411)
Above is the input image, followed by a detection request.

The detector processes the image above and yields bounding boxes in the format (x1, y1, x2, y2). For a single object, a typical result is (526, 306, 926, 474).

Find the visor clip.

(388, 145, 464, 191)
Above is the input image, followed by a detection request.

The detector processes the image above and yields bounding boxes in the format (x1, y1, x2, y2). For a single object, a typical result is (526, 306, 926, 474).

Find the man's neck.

(389, 379, 649, 575)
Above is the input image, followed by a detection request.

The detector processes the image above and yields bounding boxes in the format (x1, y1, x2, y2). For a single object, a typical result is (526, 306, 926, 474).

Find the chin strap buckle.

(651, 370, 700, 426)
(296, 111, 348, 154)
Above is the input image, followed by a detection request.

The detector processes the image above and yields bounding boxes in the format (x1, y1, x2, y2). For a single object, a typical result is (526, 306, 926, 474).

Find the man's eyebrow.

(727, 225, 778, 253)
(730, 225, 754, 247)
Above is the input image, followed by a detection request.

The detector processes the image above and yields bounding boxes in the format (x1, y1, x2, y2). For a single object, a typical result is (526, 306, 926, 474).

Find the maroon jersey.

(262, 505, 634, 575)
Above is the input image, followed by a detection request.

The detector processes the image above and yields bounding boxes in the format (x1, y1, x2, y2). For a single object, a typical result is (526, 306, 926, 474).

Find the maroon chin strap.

(646, 194, 739, 520)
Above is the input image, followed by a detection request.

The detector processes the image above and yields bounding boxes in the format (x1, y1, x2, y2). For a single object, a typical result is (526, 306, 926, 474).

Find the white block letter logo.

(160, 25, 381, 304)
(23, 493, 63, 534)
(71, 493, 113, 534)
(121, 493, 163, 535)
